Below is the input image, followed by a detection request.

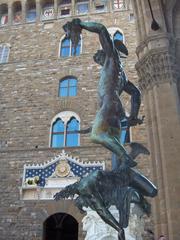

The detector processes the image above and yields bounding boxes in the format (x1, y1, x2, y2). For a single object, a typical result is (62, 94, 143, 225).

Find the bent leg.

(124, 81, 141, 122)
(90, 107, 136, 168)
(130, 169, 158, 197)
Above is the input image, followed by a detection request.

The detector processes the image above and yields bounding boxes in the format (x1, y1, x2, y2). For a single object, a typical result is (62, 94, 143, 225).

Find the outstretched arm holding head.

(63, 18, 114, 57)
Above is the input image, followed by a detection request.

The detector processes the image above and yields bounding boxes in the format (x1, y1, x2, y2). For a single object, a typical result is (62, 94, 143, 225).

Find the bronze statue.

(63, 18, 143, 170)
(55, 19, 157, 240)
(55, 143, 157, 239)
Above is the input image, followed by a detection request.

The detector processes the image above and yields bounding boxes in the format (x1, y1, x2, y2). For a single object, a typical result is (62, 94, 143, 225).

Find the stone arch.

(12, 1, 22, 24)
(0, 3, 8, 25)
(107, 27, 125, 43)
(43, 200, 83, 224)
(26, 0, 36, 22)
(43, 212, 78, 240)
(49, 110, 81, 147)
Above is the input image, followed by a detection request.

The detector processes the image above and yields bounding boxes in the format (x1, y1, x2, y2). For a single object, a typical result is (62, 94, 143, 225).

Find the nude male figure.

(64, 19, 142, 169)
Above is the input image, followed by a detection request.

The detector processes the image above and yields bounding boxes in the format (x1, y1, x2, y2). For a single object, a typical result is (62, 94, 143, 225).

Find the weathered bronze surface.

(55, 19, 157, 240)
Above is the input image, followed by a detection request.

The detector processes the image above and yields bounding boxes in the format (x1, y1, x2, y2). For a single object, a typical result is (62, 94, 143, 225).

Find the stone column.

(109, 0, 113, 12)
(36, 0, 41, 21)
(21, 0, 26, 23)
(8, 3, 12, 25)
(137, 52, 180, 239)
(89, 0, 94, 13)
(54, 0, 58, 19)
(71, 0, 75, 16)
(133, 1, 180, 239)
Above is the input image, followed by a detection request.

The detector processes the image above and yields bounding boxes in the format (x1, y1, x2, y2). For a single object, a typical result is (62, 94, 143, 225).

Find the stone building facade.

(0, 0, 161, 239)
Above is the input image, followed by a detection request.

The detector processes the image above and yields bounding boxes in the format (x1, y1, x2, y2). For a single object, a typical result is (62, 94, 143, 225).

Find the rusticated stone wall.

(0, 2, 153, 239)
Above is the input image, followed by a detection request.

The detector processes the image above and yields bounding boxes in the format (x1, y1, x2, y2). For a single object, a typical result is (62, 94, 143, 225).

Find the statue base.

(82, 204, 145, 240)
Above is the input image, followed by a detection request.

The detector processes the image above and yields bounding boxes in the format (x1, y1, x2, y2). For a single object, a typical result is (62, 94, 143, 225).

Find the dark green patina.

(55, 19, 157, 240)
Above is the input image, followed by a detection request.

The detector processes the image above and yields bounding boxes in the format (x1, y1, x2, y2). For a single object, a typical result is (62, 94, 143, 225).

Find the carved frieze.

(136, 49, 178, 92)
(20, 150, 105, 200)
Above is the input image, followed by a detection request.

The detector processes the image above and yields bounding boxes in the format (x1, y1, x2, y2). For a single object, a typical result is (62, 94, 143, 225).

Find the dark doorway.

(43, 213, 78, 240)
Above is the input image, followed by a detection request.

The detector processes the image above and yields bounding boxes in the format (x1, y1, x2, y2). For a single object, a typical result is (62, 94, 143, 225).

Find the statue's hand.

(127, 115, 145, 127)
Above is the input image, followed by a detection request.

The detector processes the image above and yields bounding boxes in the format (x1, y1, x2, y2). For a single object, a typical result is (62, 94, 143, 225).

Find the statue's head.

(63, 21, 71, 39)
(93, 50, 106, 66)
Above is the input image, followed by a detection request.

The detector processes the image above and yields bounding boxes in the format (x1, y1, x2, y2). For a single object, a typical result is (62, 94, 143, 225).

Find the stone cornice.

(135, 48, 178, 92)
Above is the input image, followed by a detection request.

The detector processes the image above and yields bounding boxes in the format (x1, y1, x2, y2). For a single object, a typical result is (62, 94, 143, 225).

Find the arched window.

(51, 112, 80, 148)
(26, 0, 36, 22)
(113, 30, 124, 42)
(59, 77, 77, 97)
(66, 117, 79, 146)
(0, 4, 8, 25)
(51, 118, 64, 148)
(60, 36, 81, 57)
(107, 27, 124, 43)
(43, 213, 78, 240)
(13, 1, 22, 24)
(0, 44, 10, 64)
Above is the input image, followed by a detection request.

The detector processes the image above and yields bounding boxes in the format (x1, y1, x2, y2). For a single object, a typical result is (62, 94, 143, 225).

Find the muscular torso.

(98, 51, 127, 100)
(97, 51, 126, 124)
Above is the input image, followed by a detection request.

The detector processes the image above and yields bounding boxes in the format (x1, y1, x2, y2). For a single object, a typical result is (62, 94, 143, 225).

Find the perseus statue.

(63, 18, 143, 170)
(55, 19, 157, 240)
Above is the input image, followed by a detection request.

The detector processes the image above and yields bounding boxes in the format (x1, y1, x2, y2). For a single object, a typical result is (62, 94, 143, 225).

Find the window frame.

(113, 30, 124, 42)
(12, 1, 22, 24)
(93, 0, 107, 13)
(41, 0, 55, 21)
(107, 27, 125, 43)
(113, 0, 126, 10)
(59, 77, 78, 97)
(50, 111, 80, 148)
(26, 8, 36, 22)
(58, 0, 72, 17)
(0, 3, 8, 26)
(59, 34, 82, 58)
(0, 44, 10, 64)
(76, 1, 89, 15)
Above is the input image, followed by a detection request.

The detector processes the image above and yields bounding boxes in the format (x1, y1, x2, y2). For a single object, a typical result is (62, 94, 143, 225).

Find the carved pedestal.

(82, 205, 145, 240)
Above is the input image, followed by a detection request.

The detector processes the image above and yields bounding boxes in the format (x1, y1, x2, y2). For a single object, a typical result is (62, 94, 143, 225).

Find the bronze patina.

(55, 19, 157, 240)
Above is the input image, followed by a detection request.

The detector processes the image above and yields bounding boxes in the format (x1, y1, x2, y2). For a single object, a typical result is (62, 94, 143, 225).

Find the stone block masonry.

(0, 6, 153, 240)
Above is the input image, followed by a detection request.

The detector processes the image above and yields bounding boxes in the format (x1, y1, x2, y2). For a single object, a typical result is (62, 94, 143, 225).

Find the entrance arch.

(43, 212, 78, 240)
